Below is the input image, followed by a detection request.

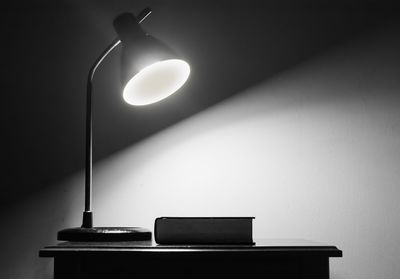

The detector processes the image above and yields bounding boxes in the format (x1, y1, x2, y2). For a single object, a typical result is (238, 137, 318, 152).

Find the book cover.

(154, 217, 254, 244)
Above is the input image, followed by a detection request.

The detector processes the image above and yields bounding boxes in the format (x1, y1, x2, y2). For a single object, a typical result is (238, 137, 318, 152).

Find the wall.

(1, 19, 399, 279)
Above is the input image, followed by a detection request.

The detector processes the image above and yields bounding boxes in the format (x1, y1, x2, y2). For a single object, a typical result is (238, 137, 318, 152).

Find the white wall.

(2, 20, 399, 279)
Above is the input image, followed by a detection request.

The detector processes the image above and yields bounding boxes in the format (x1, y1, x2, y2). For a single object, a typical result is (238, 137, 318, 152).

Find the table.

(39, 239, 342, 279)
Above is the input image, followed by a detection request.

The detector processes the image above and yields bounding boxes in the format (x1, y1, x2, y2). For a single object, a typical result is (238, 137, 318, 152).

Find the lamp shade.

(113, 13, 190, 106)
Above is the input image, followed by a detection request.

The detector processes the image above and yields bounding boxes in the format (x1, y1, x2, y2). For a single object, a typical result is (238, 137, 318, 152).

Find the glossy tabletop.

(40, 238, 342, 258)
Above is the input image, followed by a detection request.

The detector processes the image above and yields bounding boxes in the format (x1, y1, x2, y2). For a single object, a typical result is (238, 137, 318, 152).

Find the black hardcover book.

(154, 217, 254, 244)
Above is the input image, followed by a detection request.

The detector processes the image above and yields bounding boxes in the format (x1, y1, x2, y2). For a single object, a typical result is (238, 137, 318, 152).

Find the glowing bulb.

(123, 59, 190, 106)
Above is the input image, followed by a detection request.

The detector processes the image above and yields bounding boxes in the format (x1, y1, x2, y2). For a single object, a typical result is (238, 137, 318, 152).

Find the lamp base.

(58, 227, 152, 242)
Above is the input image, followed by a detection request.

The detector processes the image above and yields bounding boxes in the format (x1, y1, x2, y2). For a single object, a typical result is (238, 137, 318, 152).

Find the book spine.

(155, 217, 254, 244)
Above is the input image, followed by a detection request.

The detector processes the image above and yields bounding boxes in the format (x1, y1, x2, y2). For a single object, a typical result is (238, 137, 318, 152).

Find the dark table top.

(39, 239, 342, 258)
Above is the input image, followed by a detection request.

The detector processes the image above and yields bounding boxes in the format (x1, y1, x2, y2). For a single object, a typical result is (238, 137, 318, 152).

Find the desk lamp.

(58, 8, 190, 241)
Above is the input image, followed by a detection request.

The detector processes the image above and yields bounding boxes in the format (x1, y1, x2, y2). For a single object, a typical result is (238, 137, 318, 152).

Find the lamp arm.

(82, 8, 152, 229)
(82, 38, 121, 228)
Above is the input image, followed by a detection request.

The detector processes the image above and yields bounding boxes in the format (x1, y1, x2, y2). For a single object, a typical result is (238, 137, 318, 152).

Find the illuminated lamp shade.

(114, 12, 190, 106)
(123, 59, 190, 106)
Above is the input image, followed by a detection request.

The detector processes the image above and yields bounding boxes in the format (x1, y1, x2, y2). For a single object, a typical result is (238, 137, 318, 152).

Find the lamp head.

(113, 13, 190, 106)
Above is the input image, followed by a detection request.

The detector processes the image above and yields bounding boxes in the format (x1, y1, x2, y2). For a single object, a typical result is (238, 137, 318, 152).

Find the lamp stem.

(81, 8, 152, 229)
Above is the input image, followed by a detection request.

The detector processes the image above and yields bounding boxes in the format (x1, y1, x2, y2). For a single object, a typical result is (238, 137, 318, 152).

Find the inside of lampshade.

(122, 59, 190, 106)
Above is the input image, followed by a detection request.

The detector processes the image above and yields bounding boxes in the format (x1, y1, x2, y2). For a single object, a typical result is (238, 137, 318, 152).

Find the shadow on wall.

(1, 19, 400, 279)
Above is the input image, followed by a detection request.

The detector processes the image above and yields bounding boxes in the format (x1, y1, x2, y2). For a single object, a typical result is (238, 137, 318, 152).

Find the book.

(154, 217, 254, 244)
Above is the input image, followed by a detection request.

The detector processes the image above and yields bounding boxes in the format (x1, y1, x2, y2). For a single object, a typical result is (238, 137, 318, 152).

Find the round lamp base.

(58, 227, 152, 242)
